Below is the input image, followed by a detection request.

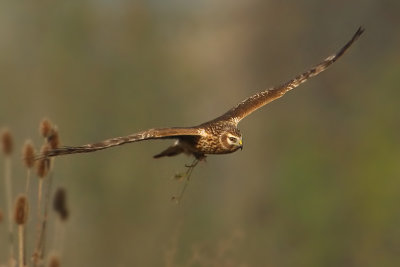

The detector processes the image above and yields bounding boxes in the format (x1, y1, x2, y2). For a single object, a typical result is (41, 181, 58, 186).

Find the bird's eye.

(228, 137, 236, 142)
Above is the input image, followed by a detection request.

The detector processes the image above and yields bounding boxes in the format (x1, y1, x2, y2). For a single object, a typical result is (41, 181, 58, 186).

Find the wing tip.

(353, 26, 365, 41)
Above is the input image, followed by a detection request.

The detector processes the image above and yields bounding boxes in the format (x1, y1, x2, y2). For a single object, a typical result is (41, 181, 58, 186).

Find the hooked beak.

(239, 139, 243, 150)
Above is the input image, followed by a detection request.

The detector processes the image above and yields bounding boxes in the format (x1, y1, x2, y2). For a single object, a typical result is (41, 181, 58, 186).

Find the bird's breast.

(193, 135, 231, 155)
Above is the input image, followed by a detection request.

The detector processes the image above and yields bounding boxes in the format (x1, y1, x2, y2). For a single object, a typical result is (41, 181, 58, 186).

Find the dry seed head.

(23, 140, 35, 169)
(39, 118, 52, 138)
(1, 128, 13, 155)
(37, 145, 50, 178)
(48, 127, 60, 149)
(36, 158, 49, 178)
(48, 254, 60, 267)
(53, 188, 69, 221)
(14, 194, 29, 225)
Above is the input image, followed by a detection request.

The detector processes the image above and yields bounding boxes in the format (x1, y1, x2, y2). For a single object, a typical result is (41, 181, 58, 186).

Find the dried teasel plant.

(39, 119, 53, 139)
(1, 128, 16, 264)
(1, 121, 68, 267)
(47, 127, 60, 150)
(22, 140, 36, 194)
(14, 194, 29, 267)
(1, 128, 13, 155)
(33, 119, 64, 267)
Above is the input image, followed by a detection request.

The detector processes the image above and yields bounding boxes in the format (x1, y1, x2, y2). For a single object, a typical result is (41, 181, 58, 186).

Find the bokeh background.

(1, 0, 400, 266)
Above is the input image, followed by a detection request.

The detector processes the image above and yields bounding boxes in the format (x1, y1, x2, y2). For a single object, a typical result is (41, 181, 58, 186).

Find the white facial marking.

(226, 134, 242, 147)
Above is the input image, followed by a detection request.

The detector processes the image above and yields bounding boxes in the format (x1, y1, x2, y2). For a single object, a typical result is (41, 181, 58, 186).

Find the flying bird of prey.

(44, 27, 364, 161)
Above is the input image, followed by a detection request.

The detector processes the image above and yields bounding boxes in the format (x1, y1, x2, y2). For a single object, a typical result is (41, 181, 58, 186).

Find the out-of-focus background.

(1, 0, 399, 266)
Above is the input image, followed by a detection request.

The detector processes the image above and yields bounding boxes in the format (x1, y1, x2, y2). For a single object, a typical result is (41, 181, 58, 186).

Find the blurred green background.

(1, 0, 400, 266)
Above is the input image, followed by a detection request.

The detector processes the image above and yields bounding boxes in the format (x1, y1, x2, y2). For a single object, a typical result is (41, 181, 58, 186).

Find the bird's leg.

(184, 160, 199, 168)
(171, 159, 199, 203)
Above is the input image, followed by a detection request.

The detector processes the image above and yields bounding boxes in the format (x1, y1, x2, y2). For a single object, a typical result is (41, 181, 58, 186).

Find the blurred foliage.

(1, 0, 400, 266)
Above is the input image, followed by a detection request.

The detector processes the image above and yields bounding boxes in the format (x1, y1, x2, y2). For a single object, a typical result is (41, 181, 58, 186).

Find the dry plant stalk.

(36, 144, 50, 218)
(14, 195, 29, 267)
(33, 120, 53, 266)
(34, 119, 62, 266)
(1, 128, 15, 265)
(33, 144, 50, 266)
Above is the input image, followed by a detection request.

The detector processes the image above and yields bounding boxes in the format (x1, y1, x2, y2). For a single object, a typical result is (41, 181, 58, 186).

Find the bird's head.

(220, 129, 243, 152)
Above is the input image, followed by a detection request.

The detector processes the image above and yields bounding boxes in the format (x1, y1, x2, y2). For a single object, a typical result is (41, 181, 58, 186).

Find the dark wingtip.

(354, 26, 365, 40)
(334, 26, 365, 59)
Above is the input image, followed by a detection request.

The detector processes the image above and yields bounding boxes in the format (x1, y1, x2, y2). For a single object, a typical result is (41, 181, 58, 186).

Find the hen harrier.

(44, 27, 364, 160)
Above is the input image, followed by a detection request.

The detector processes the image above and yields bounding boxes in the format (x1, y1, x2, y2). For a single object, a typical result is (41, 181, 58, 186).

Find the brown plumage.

(42, 27, 364, 160)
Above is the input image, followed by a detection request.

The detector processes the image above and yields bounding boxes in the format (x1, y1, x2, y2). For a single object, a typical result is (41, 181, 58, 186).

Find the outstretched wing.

(217, 27, 364, 125)
(43, 127, 204, 158)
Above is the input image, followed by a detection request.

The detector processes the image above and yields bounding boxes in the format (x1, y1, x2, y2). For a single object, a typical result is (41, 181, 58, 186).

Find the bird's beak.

(239, 139, 243, 150)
